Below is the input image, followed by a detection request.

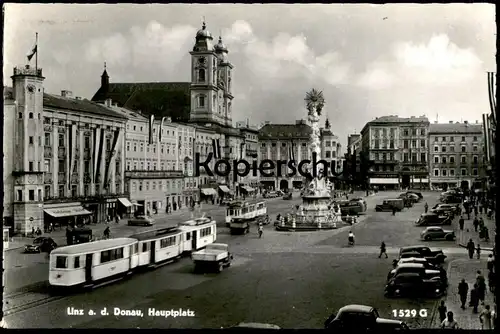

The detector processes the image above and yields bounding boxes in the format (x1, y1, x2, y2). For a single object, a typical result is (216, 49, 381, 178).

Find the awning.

(44, 206, 92, 218)
(201, 188, 217, 196)
(369, 178, 399, 185)
(130, 200, 143, 207)
(242, 186, 255, 192)
(219, 185, 230, 193)
(118, 198, 133, 207)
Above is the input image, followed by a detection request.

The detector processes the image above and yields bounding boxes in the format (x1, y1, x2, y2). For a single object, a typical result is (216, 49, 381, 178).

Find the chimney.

(449, 121, 453, 124)
(61, 90, 72, 98)
(105, 98, 112, 107)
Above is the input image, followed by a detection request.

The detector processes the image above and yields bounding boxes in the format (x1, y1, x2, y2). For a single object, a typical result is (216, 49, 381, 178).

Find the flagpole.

(35, 32, 38, 71)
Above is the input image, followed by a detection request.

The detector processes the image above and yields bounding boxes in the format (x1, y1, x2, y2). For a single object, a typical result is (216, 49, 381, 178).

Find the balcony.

(246, 149, 258, 157)
(58, 147, 66, 159)
(44, 192, 130, 204)
(373, 159, 398, 164)
(125, 170, 183, 179)
(13, 65, 43, 77)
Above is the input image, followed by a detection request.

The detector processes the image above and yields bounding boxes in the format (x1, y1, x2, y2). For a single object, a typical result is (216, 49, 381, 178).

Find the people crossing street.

(458, 279, 469, 309)
(378, 241, 388, 258)
(467, 239, 475, 259)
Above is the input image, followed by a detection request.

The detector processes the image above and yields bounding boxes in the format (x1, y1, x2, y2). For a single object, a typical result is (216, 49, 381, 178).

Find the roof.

(395, 263, 425, 268)
(259, 123, 312, 139)
(338, 304, 374, 313)
(129, 227, 181, 241)
(400, 245, 428, 251)
(51, 238, 137, 255)
(361, 116, 430, 134)
(91, 82, 191, 121)
(429, 123, 482, 134)
(4, 87, 127, 120)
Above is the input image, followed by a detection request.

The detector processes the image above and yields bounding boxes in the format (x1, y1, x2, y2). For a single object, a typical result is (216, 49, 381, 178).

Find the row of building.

(3, 23, 344, 234)
(346, 115, 488, 191)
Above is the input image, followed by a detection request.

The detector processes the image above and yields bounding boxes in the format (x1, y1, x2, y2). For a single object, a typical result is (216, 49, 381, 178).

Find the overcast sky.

(4, 4, 496, 147)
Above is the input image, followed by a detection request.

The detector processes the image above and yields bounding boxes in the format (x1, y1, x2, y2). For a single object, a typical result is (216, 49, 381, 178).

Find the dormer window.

(198, 69, 206, 82)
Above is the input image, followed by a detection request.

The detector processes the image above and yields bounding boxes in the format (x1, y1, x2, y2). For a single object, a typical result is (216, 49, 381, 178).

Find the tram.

(49, 217, 217, 289)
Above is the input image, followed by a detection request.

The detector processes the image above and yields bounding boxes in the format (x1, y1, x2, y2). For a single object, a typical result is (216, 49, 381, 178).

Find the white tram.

(177, 217, 217, 252)
(48, 217, 218, 289)
(49, 238, 138, 288)
(225, 200, 267, 226)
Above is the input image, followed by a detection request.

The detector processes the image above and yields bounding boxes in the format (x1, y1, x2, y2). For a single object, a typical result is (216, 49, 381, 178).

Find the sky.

(4, 4, 496, 148)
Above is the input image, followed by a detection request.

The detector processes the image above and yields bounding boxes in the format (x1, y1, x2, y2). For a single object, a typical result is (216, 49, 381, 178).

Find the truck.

(324, 304, 409, 330)
(191, 243, 233, 273)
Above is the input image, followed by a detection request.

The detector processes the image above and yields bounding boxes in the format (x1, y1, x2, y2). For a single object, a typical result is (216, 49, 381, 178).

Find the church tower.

(189, 22, 222, 126)
(11, 65, 45, 234)
(214, 36, 234, 127)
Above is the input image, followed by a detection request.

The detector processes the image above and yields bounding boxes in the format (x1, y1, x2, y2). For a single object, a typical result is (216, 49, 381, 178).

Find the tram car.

(48, 217, 217, 289)
(49, 238, 138, 289)
(225, 200, 267, 227)
(177, 217, 217, 252)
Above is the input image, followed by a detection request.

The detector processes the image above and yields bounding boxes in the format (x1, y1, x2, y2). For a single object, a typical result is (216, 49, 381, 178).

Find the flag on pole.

(488, 72, 497, 125)
(148, 115, 155, 144)
(288, 142, 296, 166)
(212, 139, 221, 159)
(27, 39, 37, 62)
(158, 117, 167, 142)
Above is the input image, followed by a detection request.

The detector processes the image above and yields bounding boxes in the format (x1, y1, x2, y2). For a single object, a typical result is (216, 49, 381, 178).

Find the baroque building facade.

(361, 116, 430, 190)
(428, 121, 485, 190)
(4, 65, 128, 234)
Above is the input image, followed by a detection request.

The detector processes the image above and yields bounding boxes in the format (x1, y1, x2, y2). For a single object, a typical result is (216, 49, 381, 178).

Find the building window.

(71, 185, 77, 197)
(473, 169, 478, 176)
(139, 183, 143, 191)
(147, 163, 150, 170)
(29, 161, 34, 171)
(461, 169, 467, 176)
(115, 161, 120, 174)
(420, 140, 425, 148)
(58, 160, 65, 172)
(450, 169, 455, 176)
(442, 170, 447, 177)
(84, 161, 90, 173)
(18, 112, 23, 119)
(58, 134, 64, 147)
(106, 139, 111, 151)
(442, 157, 447, 164)
(140, 143, 144, 152)
(198, 69, 206, 82)
(29, 136, 34, 145)
(133, 143, 137, 152)
(84, 136, 90, 149)
(198, 95, 206, 108)
(461, 146, 466, 152)
(411, 153, 417, 162)
(58, 185, 65, 197)
(326, 151, 331, 158)
(403, 153, 409, 162)
(434, 169, 439, 177)
(420, 153, 426, 163)
(126, 162, 131, 171)
(44, 185, 51, 197)
(84, 185, 90, 196)
(442, 136, 446, 142)
(461, 156, 466, 164)
(473, 136, 478, 141)
(473, 156, 478, 164)
(389, 141, 394, 149)
(27, 190, 34, 201)
(450, 137, 454, 142)
(461, 136, 466, 142)
(450, 146, 455, 152)
(28, 112, 34, 119)
(44, 159, 50, 172)
(403, 140, 408, 149)
(44, 133, 51, 146)
(434, 146, 438, 152)
(450, 157, 455, 164)
(473, 146, 478, 152)
(420, 129, 425, 136)
(145, 182, 149, 191)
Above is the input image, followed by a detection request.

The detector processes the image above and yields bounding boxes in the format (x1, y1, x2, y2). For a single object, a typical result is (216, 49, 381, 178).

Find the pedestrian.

(476, 270, 486, 302)
(458, 279, 469, 309)
(477, 244, 481, 260)
(379, 241, 388, 258)
(424, 202, 428, 213)
(467, 239, 475, 259)
(474, 205, 478, 217)
(459, 217, 464, 230)
(438, 300, 447, 323)
(480, 305, 493, 330)
(488, 270, 495, 293)
(470, 284, 480, 313)
(441, 311, 459, 329)
(484, 227, 489, 242)
(473, 217, 479, 232)
(392, 207, 396, 216)
(487, 254, 495, 272)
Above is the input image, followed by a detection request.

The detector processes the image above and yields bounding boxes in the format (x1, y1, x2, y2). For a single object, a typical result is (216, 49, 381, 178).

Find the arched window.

(198, 69, 205, 82)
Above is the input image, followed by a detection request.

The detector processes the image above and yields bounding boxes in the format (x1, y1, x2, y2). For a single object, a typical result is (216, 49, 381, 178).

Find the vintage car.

(415, 213, 452, 226)
(385, 273, 445, 298)
(349, 198, 367, 212)
(263, 191, 280, 199)
(375, 199, 404, 212)
(399, 245, 446, 264)
(430, 204, 458, 216)
(336, 200, 364, 216)
(324, 304, 409, 330)
(128, 216, 155, 226)
(387, 263, 442, 282)
(24, 237, 57, 253)
(397, 257, 440, 270)
(420, 227, 455, 241)
(406, 191, 423, 200)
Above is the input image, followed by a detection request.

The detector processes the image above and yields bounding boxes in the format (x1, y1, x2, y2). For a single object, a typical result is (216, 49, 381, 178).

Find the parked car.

(399, 245, 446, 264)
(375, 199, 404, 212)
(406, 191, 423, 200)
(263, 191, 280, 198)
(324, 304, 409, 330)
(397, 257, 440, 270)
(385, 273, 445, 298)
(421, 227, 455, 241)
(415, 213, 452, 226)
(349, 198, 367, 212)
(387, 263, 441, 282)
(440, 193, 462, 204)
(127, 216, 155, 226)
(24, 237, 57, 253)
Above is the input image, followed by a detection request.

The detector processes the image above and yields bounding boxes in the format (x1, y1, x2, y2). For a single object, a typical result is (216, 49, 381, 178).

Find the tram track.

(4, 291, 68, 316)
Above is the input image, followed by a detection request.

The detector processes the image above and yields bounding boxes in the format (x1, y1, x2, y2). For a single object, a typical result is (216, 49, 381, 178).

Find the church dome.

(214, 36, 228, 53)
(196, 22, 213, 39)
